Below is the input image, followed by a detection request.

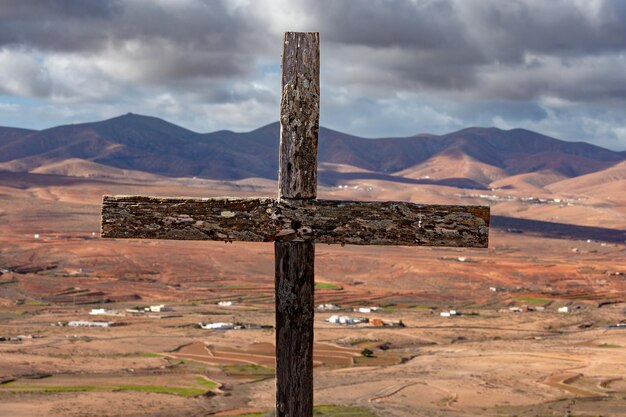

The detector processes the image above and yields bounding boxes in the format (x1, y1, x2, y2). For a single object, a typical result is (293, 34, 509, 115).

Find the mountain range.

(1, 113, 624, 192)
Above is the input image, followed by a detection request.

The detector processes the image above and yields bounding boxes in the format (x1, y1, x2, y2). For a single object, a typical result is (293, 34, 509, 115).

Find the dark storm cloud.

(0, 0, 123, 52)
(314, 0, 626, 61)
(311, 0, 466, 49)
(305, 0, 626, 101)
(0, 0, 265, 82)
(0, 0, 249, 51)
(470, 1, 626, 58)
(2, 0, 625, 101)
(308, 0, 626, 55)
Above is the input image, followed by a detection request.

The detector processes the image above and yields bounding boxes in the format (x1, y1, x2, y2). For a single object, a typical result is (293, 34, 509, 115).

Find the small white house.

(316, 304, 340, 311)
(90, 309, 123, 316)
(199, 322, 234, 330)
(354, 306, 380, 313)
(217, 301, 234, 307)
(558, 306, 569, 313)
(440, 310, 458, 318)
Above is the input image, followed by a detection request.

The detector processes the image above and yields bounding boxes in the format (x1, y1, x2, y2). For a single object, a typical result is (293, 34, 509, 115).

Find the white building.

(558, 306, 569, 313)
(90, 309, 123, 316)
(217, 301, 234, 307)
(328, 315, 366, 325)
(316, 304, 340, 311)
(199, 322, 234, 330)
(149, 305, 171, 312)
(68, 321, 114, 327)
(354, 306, 380, 313)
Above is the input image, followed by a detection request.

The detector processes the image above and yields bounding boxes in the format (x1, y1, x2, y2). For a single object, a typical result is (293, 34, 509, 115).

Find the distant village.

(456, 193, 586, 206)
(2, 290, 625, 347)
(2, 262, 625, 345)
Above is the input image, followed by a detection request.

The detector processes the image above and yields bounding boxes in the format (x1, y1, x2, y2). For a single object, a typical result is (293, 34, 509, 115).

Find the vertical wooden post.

(275, 241, 314, 417)
(275, 31, 320, 417)
(279, 32, 320, 200)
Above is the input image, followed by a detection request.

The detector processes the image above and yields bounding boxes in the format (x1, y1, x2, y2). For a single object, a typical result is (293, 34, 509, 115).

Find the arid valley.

(1, 146, 625, 417)
(0, 114, 625, 416)
(2, 2, 626, 416)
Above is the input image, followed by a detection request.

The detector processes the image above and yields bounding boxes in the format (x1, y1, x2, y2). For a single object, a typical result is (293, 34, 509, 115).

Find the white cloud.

(0, 49, 51, 97)
(0, 103, 19, 112)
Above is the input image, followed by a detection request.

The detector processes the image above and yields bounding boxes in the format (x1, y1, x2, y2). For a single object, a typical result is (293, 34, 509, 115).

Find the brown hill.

(30, 158, 164, 180)
(490, 170, 568, 192)
(396, 149, 509, 185)
(0, 114, 624, 190)
(547, 161, 626, 201)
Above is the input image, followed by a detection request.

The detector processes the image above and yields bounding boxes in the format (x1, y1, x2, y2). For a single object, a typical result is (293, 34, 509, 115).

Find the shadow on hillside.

(492, 215, 626, 243)
(0, 171, 130, 189)
(319, 171, 489, 190)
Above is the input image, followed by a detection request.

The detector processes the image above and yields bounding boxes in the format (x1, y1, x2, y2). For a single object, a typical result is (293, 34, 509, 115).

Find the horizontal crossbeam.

(102, 196, 489, 248)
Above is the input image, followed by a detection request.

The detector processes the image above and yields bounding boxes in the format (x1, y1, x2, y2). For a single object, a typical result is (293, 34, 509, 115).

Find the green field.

(223, 364, 275, 380)
(314, 404, 379, 416)
(315, 282, 341, 290)
(514, 297, 552, 306)
(0, 375, 218, 397)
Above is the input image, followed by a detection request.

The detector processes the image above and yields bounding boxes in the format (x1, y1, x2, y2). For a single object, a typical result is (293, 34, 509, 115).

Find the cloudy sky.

(1, 0, 625, 150)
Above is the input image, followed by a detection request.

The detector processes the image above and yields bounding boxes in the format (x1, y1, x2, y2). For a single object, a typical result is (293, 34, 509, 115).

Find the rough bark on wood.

(275, 241, 314, 417)
(279, 32, 320, 199)
(102, 196, 489, 247)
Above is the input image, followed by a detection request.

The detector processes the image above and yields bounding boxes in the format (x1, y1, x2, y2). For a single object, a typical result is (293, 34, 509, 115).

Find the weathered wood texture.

(102, 196, 489, 247)
(279, 32, 320, 199)
(275, 241, 314, 417)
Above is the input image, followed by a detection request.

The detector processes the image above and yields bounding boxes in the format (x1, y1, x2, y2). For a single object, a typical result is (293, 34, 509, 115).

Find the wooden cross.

(102, 32, 489, 417)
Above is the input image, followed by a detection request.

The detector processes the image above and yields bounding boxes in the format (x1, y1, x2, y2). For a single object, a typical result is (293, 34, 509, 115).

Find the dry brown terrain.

(1, 171, 625, 417)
